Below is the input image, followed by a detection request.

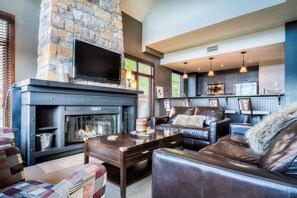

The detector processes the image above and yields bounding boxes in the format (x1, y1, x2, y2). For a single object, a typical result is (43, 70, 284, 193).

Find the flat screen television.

(73, 39, 122, 84)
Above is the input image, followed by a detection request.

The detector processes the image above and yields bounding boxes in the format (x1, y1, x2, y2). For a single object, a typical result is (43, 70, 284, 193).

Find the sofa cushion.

(155, 124, 179, 132)
(168, 106, 195, 123)
(199, 135, 261, 165)
(179, 127, 209, 141)
(172, 115, 206, 128)
(258, 121, 297, 175)
(194, 106, 224, 126)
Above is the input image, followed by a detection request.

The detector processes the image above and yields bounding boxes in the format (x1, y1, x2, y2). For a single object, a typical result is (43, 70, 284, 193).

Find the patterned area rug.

(24, 153, 152, 198)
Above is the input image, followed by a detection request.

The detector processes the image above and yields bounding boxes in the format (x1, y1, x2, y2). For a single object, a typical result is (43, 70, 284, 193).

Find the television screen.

(73, 39, 122, 84)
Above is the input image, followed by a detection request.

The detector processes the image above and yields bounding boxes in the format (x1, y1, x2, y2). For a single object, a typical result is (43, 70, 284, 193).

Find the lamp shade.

(126, 69, 132, 80)
(239, 66, 247, 73)
(208, 70, 214, 77)
(183, 73, 188, 79)
(131, 80, 137, 89)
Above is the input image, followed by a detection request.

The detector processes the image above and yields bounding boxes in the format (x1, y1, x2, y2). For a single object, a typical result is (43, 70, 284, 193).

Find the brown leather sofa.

(152, 122, 297, 198)
(152, 106, 231, 150)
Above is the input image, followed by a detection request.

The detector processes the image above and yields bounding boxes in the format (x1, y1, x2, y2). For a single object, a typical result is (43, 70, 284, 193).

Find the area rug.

(36, 153, 102, 174)
(24, 153, 152, 198)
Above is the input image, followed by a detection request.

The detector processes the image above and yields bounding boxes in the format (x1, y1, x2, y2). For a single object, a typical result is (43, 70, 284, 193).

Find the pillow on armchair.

(172, 115, 206, 128)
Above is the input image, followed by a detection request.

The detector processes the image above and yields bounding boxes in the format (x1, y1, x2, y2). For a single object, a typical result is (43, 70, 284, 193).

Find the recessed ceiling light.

(198, 68, 201, 70)
(249, 60, 252, 62)
(221, 64, 224, 67)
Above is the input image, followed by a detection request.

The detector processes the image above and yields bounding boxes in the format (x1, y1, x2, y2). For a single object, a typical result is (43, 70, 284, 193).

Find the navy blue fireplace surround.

(12, 79, 141, 165)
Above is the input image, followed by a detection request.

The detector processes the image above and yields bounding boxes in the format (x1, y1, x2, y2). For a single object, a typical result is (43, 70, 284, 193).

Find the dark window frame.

(124, 54, 155, 118)
(0, 10, 15, 127)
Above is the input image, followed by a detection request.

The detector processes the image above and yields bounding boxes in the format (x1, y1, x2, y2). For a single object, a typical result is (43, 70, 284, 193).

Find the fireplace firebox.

(65, 114, 117, 145)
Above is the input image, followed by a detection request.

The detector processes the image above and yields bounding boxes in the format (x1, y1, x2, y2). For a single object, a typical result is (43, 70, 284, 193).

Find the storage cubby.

(35, 106, 59, 151)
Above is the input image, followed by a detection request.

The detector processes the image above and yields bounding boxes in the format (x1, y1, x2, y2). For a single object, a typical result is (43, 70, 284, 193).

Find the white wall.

(143, 0, 284, 46)
(259, 60, 285, 93)
(161, 26, 285, 65)
(0, 0, 40, 82)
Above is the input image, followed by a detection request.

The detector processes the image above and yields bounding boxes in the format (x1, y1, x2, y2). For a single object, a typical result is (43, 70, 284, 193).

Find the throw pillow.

(172, 115, 206, 128)
(245, 102, 297, 154)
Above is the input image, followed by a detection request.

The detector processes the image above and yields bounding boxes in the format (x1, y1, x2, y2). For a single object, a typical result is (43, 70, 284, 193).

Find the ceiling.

(164, 43, 284, 73)
(120, 0, 294, 72)
(120, 0, 155, 22)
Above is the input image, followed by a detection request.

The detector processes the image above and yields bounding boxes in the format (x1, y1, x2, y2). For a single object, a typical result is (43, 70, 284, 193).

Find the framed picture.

(183, 98, 190, 107)
(163, 99, 171, 112)
(156, 86, 164, 98)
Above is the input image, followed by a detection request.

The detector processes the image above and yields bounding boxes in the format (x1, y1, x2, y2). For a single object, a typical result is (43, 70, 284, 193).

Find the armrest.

(151, 115, 169, 128)
(0, 144, 24, 188)
(43, 162, 107, 197)
(152, 148, 297, 198)
(209, 118, 231, 144)
(0, 127, 15, 146)
(230, 123, 254, 137)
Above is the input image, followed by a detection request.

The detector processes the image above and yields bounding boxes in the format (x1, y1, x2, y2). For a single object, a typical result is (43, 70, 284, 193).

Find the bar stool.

(238, 98, 269, 123)
(209, 99, 235, 118)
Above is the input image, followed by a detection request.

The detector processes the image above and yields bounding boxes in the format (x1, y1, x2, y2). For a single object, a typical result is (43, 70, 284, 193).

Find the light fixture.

(208, 57, 214, 77)
(239, 51, 248, 73)
(131, 80, 137, 90)
(126, 69, 132, 89)
(183, 62, 188, 79)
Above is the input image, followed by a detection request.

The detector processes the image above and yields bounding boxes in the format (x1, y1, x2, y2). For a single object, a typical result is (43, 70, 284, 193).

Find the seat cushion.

(155, 124, 179, 132)
(199, 135, 261, 165)
(194, 106, 224, 126)
(0, 180, 53, 197)
(179, 127, 209, 141)
(168, 106, 195, 123)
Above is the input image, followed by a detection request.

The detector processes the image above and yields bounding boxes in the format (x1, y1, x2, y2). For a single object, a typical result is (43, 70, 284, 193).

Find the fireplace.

(14, 79, 141, 165)
(65, 114, 117, 145)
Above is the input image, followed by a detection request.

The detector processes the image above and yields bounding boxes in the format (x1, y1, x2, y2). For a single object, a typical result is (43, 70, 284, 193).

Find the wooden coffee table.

(84, 130, 183, 198)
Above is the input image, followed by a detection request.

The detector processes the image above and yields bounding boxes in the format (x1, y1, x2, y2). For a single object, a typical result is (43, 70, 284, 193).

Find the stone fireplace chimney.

(37, 0, 124, 82)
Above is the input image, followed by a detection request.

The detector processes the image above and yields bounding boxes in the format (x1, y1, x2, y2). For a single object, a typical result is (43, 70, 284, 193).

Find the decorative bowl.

(266, 89, 282, 94)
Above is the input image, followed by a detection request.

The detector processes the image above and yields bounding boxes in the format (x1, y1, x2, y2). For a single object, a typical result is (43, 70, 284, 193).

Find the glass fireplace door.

(65, 114, 117, 145)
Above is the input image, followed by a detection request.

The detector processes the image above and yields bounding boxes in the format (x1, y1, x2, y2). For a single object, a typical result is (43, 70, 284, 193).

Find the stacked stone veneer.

(37, 0, 124, 82)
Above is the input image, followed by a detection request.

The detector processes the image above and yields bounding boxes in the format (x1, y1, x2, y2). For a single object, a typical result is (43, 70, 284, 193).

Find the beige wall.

(259, 60, 285, 93)
(0, 0, 40, 82)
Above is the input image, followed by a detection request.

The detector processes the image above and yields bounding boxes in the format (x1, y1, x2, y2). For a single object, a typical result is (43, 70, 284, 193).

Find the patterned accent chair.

(0, 128, 107, 197)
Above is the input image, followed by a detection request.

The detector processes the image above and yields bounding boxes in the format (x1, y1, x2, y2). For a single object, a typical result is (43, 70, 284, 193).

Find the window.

(172, 73, 182, 97)
(0, 11, 15, 127)
(124, 55, 154, 118)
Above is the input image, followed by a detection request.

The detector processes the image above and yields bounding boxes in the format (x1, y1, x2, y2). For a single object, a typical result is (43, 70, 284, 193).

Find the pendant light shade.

(208, 57, 214, 77)
(183, 62, 188, 79)
(239, 51, 248, 73)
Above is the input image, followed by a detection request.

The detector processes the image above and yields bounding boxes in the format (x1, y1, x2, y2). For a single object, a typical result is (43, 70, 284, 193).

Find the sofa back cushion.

(168, 106, 194, 123)
(194, 106, 224, 126)
(258, 120, 297, 175)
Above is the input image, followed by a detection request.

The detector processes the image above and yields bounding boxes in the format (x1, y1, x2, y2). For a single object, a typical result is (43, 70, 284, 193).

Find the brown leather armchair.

(152, 106, 231, 150)
(152, 122, 297, 198)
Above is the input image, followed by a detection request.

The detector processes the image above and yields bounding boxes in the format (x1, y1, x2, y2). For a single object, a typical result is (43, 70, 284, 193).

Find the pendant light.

(183, 62, 188, 79)
(208, 57, 214, 77)
(239, 51, 248, 73)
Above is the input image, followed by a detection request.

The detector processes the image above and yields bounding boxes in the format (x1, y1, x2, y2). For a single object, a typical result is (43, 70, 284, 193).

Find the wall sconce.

(131, 80, 137, 90)
(126, 69, 132, 89)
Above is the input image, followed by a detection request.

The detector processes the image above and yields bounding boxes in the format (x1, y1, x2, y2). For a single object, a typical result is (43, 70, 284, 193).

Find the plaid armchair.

(0, 128, 107, 197)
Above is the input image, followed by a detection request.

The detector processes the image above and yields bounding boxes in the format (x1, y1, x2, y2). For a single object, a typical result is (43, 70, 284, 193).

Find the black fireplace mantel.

(14, 78, 142, 165)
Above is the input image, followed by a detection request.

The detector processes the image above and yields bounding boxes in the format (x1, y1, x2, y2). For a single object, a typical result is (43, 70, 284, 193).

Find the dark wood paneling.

(285, 21, 297, 104)
(196, 66, 259, 95)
